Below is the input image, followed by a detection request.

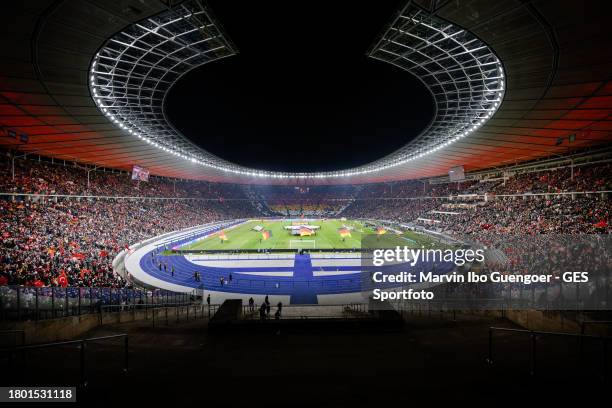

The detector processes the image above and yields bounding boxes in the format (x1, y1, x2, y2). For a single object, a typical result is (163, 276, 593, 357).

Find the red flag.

(72, 253, 85, 261)
(58, 271, 68, 288)
(594, 219, 608, 228)
(338, 228, 351, 238)
(33, 280, 45, 287)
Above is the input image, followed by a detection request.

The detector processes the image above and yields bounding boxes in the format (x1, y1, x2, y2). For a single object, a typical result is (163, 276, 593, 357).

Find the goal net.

(289, 240, 316, 250)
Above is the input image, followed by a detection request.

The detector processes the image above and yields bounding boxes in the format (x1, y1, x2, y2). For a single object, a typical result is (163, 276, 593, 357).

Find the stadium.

(0, 0, 611, 405)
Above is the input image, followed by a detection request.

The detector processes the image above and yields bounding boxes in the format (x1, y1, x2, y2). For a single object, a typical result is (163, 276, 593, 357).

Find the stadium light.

(89, 1, 504, 180)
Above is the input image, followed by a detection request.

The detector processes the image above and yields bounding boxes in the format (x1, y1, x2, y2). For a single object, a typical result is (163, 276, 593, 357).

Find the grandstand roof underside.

(0, 0, 610, 185)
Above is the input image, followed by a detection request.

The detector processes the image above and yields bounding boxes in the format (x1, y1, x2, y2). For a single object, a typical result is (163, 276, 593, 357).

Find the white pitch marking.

(187, 259, 295, 268)
(311, 258, 362, 267)
(313, 270, 361, 277)
(234, 271, 294, 277)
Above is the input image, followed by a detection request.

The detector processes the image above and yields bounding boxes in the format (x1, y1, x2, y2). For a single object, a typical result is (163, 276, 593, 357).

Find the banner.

(448, 165, 465, 181)
(132, 165, 150, 182)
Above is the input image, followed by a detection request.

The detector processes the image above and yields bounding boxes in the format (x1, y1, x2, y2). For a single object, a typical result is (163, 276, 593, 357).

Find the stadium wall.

(0, 305, 205, 344)
(1, 313, 101, 344)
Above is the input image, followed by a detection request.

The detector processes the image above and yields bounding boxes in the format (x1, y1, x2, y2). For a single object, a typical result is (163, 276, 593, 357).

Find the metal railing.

(2, 333, 128, 387)
(344, 303, 368, 313)
(99, 302, 219, 327)
(486, 326, 610, 380)
(0, 285, 199, 321)
(240, 303, 370, 320)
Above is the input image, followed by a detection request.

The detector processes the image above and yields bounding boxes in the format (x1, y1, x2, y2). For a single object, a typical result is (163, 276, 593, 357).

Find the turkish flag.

(58, 271, 68, 288)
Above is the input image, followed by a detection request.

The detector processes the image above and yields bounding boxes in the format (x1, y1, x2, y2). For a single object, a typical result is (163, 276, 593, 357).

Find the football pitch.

(179, 219, 437, 251)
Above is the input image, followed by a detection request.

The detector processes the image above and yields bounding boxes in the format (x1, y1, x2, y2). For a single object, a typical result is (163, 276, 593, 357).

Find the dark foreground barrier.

(210, 299, 243, 324)
(486, 326, 610, 380)
(208, 301, 402, 334)
(2, 334, 128, 387)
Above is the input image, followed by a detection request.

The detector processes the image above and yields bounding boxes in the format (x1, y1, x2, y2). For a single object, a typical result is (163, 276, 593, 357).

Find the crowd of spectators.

(413, 195, 611, 235)
(0, 155, 258, 288)
(0, 154, 609, 288)
(341, 198, 441, 224)
(0, 155, 247, 199)
(492, 164, 611, 195)
(354, 179, 471, 199)
(250, 185, 356, 216)
(352, 163, 611, 199)
(342, 163, 611, 235)
(0, 198, 253, 287)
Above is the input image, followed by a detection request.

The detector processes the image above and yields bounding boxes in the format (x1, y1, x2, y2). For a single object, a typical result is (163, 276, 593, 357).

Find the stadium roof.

(1, 0, 610, 184)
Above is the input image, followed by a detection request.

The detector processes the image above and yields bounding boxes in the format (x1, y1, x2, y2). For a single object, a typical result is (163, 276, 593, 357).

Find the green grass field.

(179, 219, 437, 251)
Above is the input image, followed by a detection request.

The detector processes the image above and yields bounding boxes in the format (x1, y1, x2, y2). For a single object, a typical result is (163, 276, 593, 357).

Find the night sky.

(165, 0, 434, 172)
